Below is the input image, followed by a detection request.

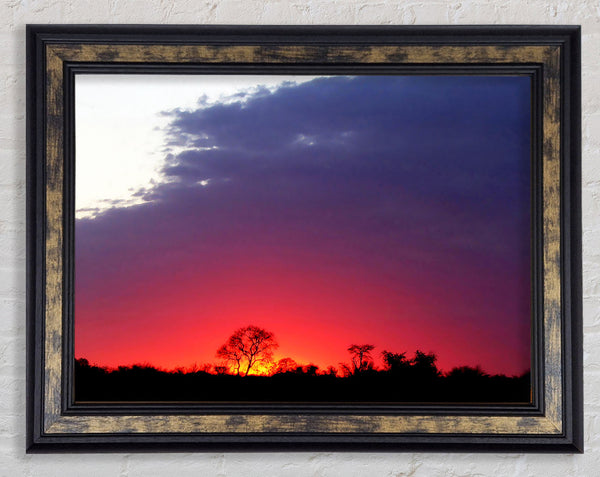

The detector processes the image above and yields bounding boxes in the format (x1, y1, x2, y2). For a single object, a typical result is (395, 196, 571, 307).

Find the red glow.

(75, 243, 530, 376)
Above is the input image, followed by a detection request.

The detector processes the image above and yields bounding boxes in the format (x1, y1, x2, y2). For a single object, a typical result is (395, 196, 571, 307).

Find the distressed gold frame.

(27, 25, 582, 452)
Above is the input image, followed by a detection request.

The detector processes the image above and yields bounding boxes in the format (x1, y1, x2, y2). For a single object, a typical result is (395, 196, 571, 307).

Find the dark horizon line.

(74, 357, 531, 379)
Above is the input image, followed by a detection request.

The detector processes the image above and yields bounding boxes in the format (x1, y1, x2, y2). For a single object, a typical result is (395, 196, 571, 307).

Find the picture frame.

(26, 25, 582, 452)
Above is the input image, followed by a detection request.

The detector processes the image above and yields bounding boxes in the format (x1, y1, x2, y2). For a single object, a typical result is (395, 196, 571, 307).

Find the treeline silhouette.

(75, 326, 530, 403)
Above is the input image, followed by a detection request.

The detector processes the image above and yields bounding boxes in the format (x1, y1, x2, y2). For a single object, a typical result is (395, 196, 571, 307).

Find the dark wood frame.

(26, 25, 582, 453)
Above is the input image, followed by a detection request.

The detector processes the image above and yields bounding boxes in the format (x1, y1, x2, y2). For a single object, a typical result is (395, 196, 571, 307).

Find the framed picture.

(26, 25, 582, 452)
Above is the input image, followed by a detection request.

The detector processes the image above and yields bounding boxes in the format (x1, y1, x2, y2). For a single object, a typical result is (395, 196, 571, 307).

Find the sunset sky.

(75, 74, 532, 376)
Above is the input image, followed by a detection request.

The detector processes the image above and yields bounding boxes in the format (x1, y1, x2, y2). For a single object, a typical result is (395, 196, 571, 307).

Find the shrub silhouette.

(74, 338, 530, 403)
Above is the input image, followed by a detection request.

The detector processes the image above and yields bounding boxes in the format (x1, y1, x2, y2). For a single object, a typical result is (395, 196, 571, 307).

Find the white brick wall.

(0, 1, 597, 475)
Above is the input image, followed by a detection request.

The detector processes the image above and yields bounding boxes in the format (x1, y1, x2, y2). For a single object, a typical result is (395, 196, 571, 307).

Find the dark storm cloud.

(161, 76, 529, 196)
(140, 75, 531, 261)
(78, 75, 532, 276)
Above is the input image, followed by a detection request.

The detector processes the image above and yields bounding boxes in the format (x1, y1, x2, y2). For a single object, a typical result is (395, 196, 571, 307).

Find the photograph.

(73, 73, 533, 403)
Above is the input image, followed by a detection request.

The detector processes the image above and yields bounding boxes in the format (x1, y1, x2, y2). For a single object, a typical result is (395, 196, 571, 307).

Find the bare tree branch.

(216, 325, 278, 376)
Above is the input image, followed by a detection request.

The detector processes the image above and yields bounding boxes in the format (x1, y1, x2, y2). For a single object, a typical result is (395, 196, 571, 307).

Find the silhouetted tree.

(338, 362, 353, 377)
(324, 366, 338, 377)
(273, 357, 298, 375)
(74, 356, 530, 403)
(347, 344, 375, 375)
(77, 358, 90, 368)
(214, 365, 228, 375)
(412, 350, 440, 379)
(446, 365, 488, 379)
(381, 350, 410, 373)
(298, 364, 319, 376)
(216, 325, 278, 376)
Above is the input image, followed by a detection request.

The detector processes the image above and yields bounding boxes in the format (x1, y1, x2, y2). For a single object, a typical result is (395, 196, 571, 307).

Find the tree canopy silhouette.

(216, 325, 278, 376)
(273, 357, 298, 374)
(75, 340, 530, 403)
(412, 349, 440, 379)
(381, 350, 410, 373)
(347, 344, 375, 375)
